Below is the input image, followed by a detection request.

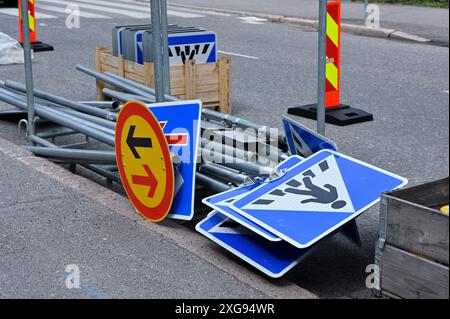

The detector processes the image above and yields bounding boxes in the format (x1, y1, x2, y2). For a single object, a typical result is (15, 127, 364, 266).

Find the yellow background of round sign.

(120, 115, 169, 209)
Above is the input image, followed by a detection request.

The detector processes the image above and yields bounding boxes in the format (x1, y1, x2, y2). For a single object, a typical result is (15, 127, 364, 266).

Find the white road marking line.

(239, 17, 267, 25)
(168, 5, 231, 17)
(51, 0, 204, 18)
(444, 91, 449, 94)
(36, 4, 112, 19)
(0, 7, 57, 19)
(40, 0, 151, 18)
(218, 50, 259, 60)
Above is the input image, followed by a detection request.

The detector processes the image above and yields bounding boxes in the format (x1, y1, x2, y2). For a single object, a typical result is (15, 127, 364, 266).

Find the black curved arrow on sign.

(127, 126, 153, 159)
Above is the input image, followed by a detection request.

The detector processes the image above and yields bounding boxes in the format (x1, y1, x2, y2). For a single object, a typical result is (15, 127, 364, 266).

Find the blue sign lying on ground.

(149, 100, 202, 220)
(196, 211, 311, 278)
(231, 150, 408, 248)
(202, 156, 304, 242)
(283, 116, 338, 157)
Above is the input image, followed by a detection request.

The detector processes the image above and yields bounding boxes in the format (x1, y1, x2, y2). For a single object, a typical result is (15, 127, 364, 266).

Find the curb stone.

(167, 2, 432, 44)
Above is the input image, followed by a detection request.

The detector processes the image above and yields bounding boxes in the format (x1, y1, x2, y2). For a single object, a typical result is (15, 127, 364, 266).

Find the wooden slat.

(196, 91, 219, 104)
(102, 65, 119, 75)
(184, 60, 196, 100)
(386, 195, 449, 265)
(96, 48, 231, 113)
(389, 177, 449, 208)
(101, 55, 120, 69)
(95, 48, 107, 101)
(124, 62, 145, 78)
(218, 57, 232, 114)
(124, 73, 146, 85)
(381, 244, 449, 299)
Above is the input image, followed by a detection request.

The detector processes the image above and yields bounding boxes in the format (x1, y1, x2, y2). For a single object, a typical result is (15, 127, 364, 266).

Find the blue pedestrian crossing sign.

(283, 116, 338, 157)
(136, 31, 217, 65)
(149, 100, 202, 220)
(202, 156, 304, 242)
(230, 150, 408, 248)
(196, 211, 311, 278)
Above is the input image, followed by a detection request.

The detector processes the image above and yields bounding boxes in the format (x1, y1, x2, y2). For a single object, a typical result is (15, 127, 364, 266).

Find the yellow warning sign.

(115, 101, 174, 222)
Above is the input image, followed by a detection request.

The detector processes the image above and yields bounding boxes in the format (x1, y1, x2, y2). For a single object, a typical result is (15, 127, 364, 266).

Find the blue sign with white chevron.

(136, 31, 217, 65)
(283, 116, 338, 157)
(230, 150, 408, 249)
(149, 100, 202, 220)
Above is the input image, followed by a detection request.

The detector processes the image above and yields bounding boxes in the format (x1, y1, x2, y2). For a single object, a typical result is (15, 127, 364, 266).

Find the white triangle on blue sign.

(242, 154, 355, 213)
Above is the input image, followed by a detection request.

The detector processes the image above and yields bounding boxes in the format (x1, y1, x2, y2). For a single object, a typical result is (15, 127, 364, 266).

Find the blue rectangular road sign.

(283, 116, 338, 157)
(149, 100, 202, 220)
(202, 156, 304, 242)
(231, 150, 408, 249)
(136, 31, 217, 65)
(196, 211, 311, 278)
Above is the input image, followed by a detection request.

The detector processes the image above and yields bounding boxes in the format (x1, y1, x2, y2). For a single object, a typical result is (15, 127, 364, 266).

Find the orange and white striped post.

(18, 0, 53, 52)
(325, 0, 341, 109)
(18, 0, 37, 44)
(288, 0, 373, 126)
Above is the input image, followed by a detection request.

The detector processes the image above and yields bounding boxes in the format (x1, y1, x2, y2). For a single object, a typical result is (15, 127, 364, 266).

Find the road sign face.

(196, 211, 310, 278)
(231, 150, 408, 248)
(282, 116, 338, 157)
(138, 31, 217, 65)
(202, 156, 304, 242)
(116, 101, 174, 222)
(149, 100, 202, 221)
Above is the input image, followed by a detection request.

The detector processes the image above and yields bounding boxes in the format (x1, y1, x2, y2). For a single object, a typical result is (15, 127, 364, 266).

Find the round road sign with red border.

(115, 101, 174, 222)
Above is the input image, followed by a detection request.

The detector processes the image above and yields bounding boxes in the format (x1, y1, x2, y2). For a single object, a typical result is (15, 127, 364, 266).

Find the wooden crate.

(375, 177, 449, 299)
(94, 47, 232, 114)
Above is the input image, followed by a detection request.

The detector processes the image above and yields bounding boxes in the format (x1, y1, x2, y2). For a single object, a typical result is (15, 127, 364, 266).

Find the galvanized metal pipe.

(0, 90, 115, 146)
(196, 172, 233, 193)
(317, 0, 327, 136)
(199, 162, 252, 186)
(200, 148, 279, 178)
(102, 88, 155, 104)
(20, 0, 36, 142)
(0, 89, 117, 136)
(5, 80, 118, 122)
(150, 0, 165, 102)
(160, 0, 171, 95)
(201, 138, 257, 162)
(79, 101, 120, 109)
(82, 164, 122, 183)
(104, 72, 177, 102)
(36, 128, 78, 140)
(76, 65, 155, 99)
(202, 109, 287, 147)
(25, 146, 117, 164)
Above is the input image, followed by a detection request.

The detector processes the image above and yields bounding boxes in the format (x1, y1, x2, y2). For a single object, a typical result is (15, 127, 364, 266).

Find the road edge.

(168, 2, 432, 44)
(0, 136, 318, 299)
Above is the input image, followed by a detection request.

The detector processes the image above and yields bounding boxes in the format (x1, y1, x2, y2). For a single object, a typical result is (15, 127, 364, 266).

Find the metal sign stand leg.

(150, 0, 170, 102)
(20, 0, 36, 143)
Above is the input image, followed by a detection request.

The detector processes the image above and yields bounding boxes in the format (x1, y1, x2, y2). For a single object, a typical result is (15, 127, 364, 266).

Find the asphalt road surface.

(0, 0, 448, 299)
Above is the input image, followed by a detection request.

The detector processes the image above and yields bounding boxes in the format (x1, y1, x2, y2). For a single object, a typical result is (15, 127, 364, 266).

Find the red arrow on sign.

(132, 165, 158, 198)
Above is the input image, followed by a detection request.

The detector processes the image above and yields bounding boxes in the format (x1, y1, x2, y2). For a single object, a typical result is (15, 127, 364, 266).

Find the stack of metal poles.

(0, 66, 289, 193)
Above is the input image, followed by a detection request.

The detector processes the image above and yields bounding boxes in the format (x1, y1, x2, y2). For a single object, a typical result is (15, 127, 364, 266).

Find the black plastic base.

(29, 41, 54, 52)
(288, 104, 374, 126)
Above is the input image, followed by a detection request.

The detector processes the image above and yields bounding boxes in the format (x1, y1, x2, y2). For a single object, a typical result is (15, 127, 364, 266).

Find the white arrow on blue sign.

(230, 150, 408, 249)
